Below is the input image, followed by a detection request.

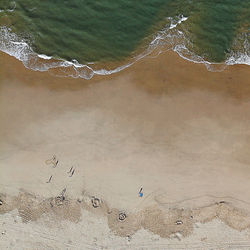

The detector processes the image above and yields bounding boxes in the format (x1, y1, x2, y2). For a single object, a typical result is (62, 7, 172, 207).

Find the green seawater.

(0, 0, 249, 66)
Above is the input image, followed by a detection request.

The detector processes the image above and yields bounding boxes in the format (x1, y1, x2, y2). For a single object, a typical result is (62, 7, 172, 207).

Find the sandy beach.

(1, 50, 250, 249)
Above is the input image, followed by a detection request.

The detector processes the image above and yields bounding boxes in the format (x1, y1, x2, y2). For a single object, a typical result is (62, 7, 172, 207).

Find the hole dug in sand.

(91, 197, 101, 208)
(118, 212, 127, 221)
(107, 208, 141, 237)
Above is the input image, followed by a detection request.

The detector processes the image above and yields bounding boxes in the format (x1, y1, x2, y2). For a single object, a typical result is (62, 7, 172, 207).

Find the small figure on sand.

(59, 188, 66, 199)
(46, 175, 52, 183)
(68, 167, 75, 177)
(45, 155, 59, 168)
(138, 187, 143, 197)
(69, 169, 75, 177)
(53, 160, 59, 168)
(67, 166, 73, 174)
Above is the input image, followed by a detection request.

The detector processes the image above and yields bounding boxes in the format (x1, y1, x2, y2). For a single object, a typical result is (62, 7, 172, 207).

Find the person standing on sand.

(67, 166, 73, 173)
(138, 187, 143, 197)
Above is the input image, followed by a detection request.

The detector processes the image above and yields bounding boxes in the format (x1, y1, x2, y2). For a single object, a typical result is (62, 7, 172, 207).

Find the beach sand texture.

(1, 50, 250, 249)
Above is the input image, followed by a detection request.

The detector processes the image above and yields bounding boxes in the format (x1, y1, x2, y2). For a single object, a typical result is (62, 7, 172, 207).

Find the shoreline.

(1, 49, 250, 248)
(0, 23, 249, 81)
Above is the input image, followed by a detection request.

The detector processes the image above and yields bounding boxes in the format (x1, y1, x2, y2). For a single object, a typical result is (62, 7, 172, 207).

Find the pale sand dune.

(1, 50, 250, 248)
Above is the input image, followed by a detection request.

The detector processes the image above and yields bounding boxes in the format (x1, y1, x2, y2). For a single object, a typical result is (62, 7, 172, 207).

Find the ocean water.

(0, 0, 249, 78)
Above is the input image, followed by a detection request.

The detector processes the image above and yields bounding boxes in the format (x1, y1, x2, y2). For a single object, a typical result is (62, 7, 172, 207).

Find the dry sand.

(1, 50, 250, 249)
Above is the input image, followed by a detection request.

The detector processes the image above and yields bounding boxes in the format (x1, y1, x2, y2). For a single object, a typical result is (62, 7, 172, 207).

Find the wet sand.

(1, 50, 250, 248)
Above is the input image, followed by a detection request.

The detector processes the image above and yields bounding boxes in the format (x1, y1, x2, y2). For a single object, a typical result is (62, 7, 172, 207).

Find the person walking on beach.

(67, 166, 73, 173)
(138, 187, 143, 197)
(68, 166, 75, 177)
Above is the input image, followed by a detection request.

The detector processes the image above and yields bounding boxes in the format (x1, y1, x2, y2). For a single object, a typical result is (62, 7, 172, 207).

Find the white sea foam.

(148, 15, 219, 69)
(226, 34, 250, 66)
(38, 54, 52, 60)
(0, 28, 32, 63)
(0, 1, 16, 13)
(0, 26, 152, 79)
(150, 15, 249, 72)
(169, 16, 188, 30)
(226, 53, 250, 66)
(173, 44, 227, 72)
(8, 1, 16, 12)
(0, 27, 95, 79)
